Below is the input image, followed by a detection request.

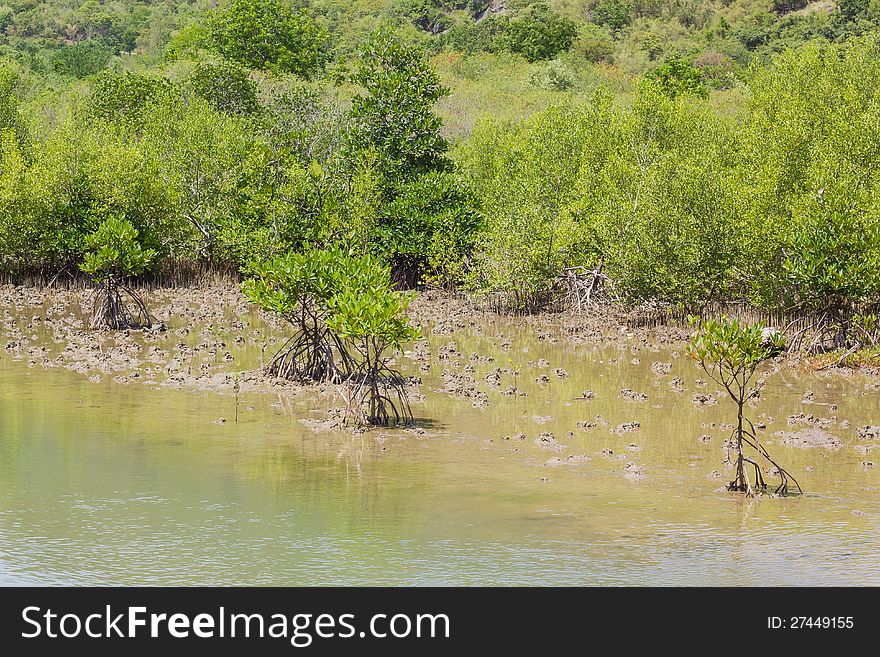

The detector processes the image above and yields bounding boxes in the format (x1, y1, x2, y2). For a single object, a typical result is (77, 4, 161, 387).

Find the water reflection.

(0, 308, 878, 585)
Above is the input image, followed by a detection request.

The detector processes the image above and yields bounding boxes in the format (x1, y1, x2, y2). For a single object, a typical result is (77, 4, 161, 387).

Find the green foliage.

(325, 279, 419, 349)
(376, 171, 482, 287)
(648, 57, 708, 99)
(52, 40, 114, 79)
(688, 316, 798, 496)
(243, 244, 419, 403)
(688, 316, 782, 382)
(242, 245, 358, 320)
(438, 18, 502, 54)
(89, 71, 177, 123)
(349, 29, 450, 180)
(207, 0, 328, 77)
(0, 64, 26, 148)
(190, 60, 260, 115)
(592, 0, 633, 31)
(79, 216, 157, 283)
(500, 2, 578, 62)
(527, 59, 576, 91)
(459, 102, 603, 310)
(782, 203, 880, 314)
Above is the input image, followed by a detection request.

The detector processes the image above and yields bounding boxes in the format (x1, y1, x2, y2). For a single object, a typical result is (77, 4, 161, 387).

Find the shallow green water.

(1, 308, 879, 585)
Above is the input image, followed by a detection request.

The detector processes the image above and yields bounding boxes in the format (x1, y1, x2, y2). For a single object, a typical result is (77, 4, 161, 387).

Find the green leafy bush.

(648, 57, 708, 99)
(592, 0, 633, 31)
(207, 0, 328, 77)
(190, 60, 260, 115)
(80, 216, 157, 329)
(244, 245, 419, 425)
(501, 2, 578, 62)
(349, 29, 450, 180)
(89, 71, 177, 123)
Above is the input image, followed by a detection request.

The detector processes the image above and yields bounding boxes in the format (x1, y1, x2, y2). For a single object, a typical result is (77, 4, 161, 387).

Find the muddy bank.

(1, 283, 877, 404)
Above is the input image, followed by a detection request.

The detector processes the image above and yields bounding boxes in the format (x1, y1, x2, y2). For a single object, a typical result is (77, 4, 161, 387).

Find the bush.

(349, 29, 450, 180)
(592, 0, 633, 31)
(244, 245, 419, 425)
(527, 59, 576, 91)
(190, 60, 260, 115)
(459, 102, 605, 310)
(52, 40, 113, 79)
(501, 2, 578, 62)
(207, 0, 328, 77)
(688, 317, 799, 496)
(89, 71, 177, 123)
(80, 216, 157, 329)
(648, 57, 708, 99)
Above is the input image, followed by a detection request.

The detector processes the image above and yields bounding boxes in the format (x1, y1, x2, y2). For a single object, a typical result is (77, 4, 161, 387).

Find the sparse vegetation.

(688, 317, 801, 496)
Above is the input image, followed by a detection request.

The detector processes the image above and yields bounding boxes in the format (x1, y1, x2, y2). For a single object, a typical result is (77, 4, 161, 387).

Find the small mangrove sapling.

(327, 275, 419, 426)
(80, 217, 157, 330)
(242, 247, 358, 382)
(688, 317, 801, 496)
(243, 246, 420, 426)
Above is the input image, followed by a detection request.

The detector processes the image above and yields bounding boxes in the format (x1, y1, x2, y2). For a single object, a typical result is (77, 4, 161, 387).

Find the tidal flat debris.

(545, 454, 591, 466)
(692, 393, 717, 405)
(611, 422, 640, 434)
(534, 432, 566, 451)
(651, 361, 672, 375)
(787, 413, 836, 429)
(581, 390, 595, 399)
(858, 425, 880, 441)
(619, 388, 648, 402)
(774, 428, 841, 449)
(623, 462, 646, 481)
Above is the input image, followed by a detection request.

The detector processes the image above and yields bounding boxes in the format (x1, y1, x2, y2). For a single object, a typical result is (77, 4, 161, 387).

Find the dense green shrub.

(648, 57, 708, 99)
(52, 40, 114, 79)
(244, 245, 419, 425)
(592, 0, 633, 31)
(500, 2, 578, 62)
(190, 60, 261, 115)
(688, 317, 798, 496)
(207, 0, 328, 77)
(80, 216, 157, 329)
(349, 29, 450, 180)
(89, 71, 177, 123)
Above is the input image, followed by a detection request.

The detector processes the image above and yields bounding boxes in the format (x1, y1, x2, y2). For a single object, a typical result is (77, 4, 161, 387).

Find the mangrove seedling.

(242, 246, 359, 382)
(80, 217, 157, 330)
(326, 261, 420, 427)
(688, 316, 801, 496)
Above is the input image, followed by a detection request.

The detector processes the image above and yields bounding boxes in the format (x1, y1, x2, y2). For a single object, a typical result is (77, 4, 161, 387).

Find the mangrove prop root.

(90, 280, 153, 330)
(265, 327, 353, 383)
(341, 368, 414, 428)
(725, 419, 802, 497)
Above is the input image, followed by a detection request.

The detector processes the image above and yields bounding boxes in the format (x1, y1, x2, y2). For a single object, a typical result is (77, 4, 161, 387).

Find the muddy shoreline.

(1, 283, 876, 400)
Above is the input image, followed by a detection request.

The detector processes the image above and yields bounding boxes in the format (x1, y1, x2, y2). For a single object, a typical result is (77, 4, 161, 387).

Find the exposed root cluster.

(725, 416, 801, 497)
(90, 280, 153, 330)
